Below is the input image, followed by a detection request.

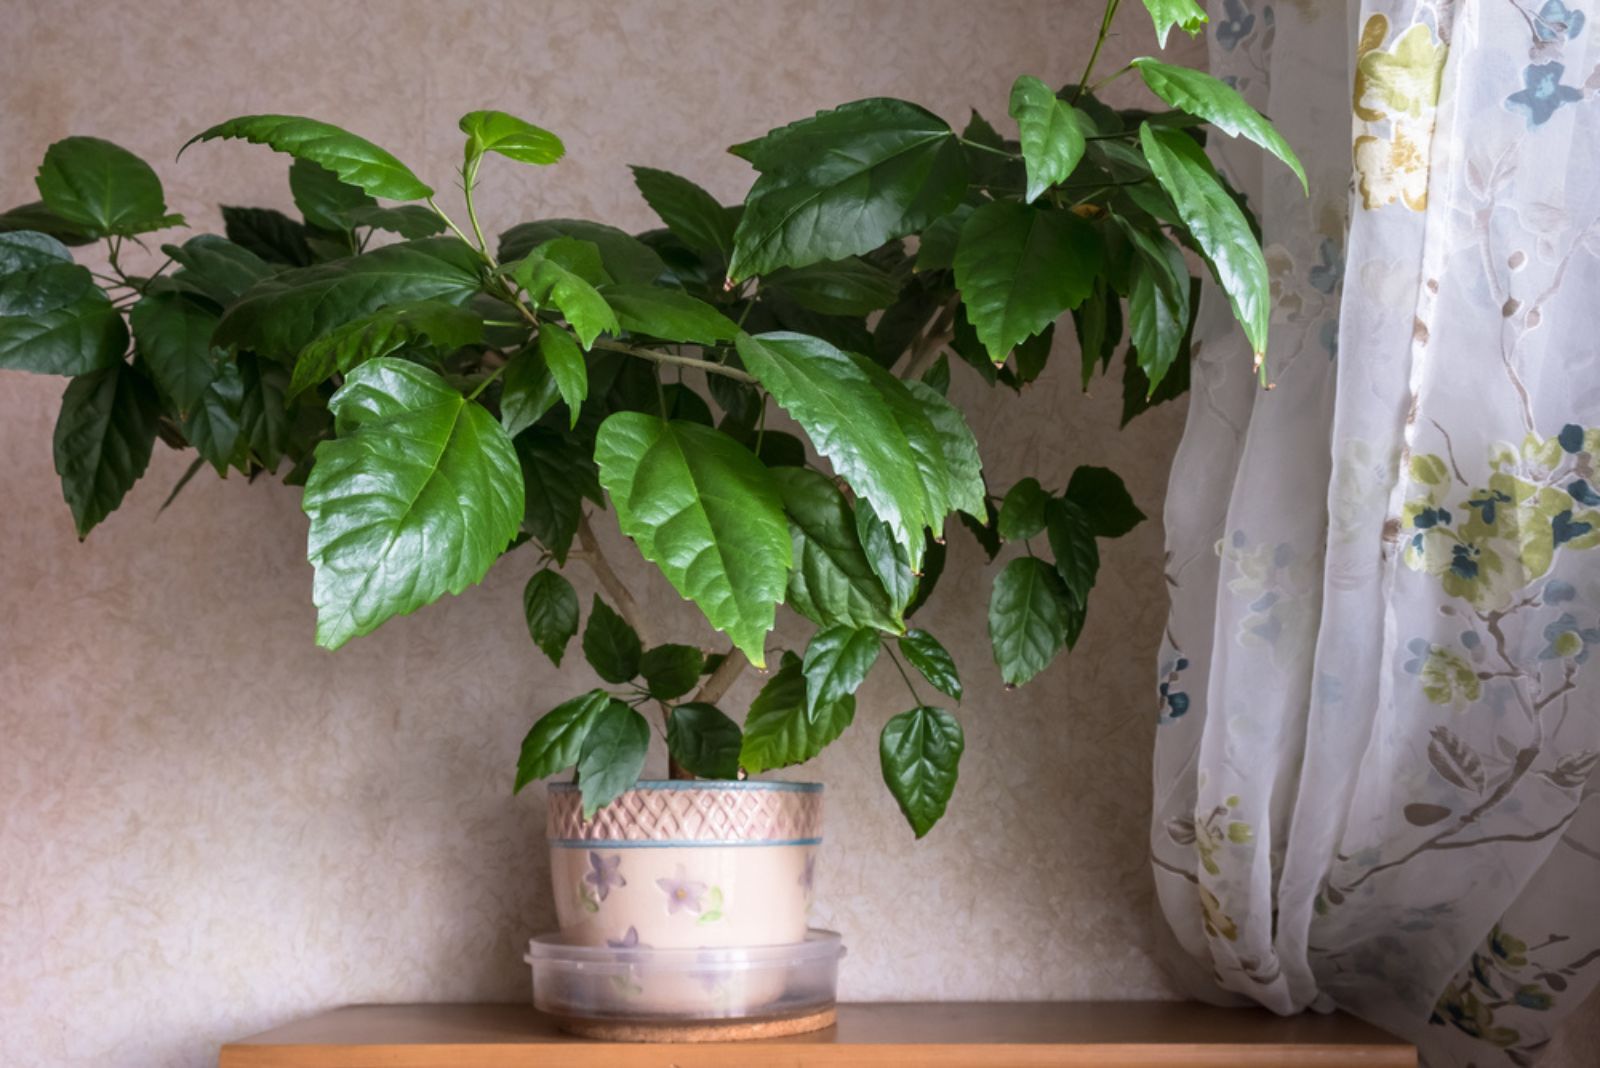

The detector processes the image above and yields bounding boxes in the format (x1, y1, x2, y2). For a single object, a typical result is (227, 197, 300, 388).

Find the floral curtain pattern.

(1151, 1, 1600, 1064)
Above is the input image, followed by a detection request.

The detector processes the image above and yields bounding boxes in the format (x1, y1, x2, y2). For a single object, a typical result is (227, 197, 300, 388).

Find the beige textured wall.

(1, 2, 1196, 1065)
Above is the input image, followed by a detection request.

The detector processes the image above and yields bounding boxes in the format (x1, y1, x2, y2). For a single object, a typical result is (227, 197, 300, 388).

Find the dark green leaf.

(988, 555, 1072, 686)
(162, 234, 278, 304)
(903, 534, 946, 618)
(582, 595, 642, 683)
(0, 284, 126, 375)
(515, 689, 609, 792)
(524, 567, 579, 666)
(601, 283, 737, 344)
(185, 115, 433, 200)
(303, 358, 524, 648)
(1073, 280, 1123, 389)
(221, 206, 314, 267)
(289, 158, 374, 232)
(1065, 465, 1146, 538)
(1045, 497, 1099, 608)
(289, 299, 484, 397)
(499, 219, 666, 285)
(880, 706, 963, 837)
(35, 137, 181, 236)
(1013, 322, 1053, 385)
(1008, 76, 1090, 203)
(501, 346, 562, 438)
(960, 500, 1003, 561)
(772, 466, 904, 633)
(234, 353, 295, 471)
(802, 625, 882, 720)
(899, 629, 962, 700)
(52, 362, 160, 537)
(1133, 59, 1305, 191)
(183, 358, 245, 474)
(640, 644, 705, 700)
(631, 166, 736, 257)
(998, 477, 1050, 541)
(594, 413, 791, 667)
(576, 700, 651, 817)
(0, 201, 95, 246)
(460, 110, 564, 167)
(1139, 0, 1208, 47)
(343, 204, 447, 238)
(129, 291, 221, 411)
(914, 203, 974, 273)
(904, 379, 985, 519)
(856, 499, 917, 614)
(667, 703, 742, 780)
(516, 427, 594, 563)
(739, 651, 855, 774)
(0, 257, 93, 317)
(767, 258, 899, 316)
(1122, 224, 1191, 395)
(0, 230, 72, 274)
(921, 353, 951, 395)
(1121, 283, 1195, 426)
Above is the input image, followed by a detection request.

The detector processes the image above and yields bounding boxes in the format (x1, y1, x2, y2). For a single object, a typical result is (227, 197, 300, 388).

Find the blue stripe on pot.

(550, 837, 823, 849)
(546, 780, 823, 794)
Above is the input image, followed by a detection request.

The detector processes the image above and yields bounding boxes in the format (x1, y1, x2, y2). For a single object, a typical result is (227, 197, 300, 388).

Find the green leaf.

(1045, 497, 1099, 608)
(52, 362, 160, 537)
(289, 299, 484, 398)
(0, 260, 93, 318)
(961, 501, 1003, 561)
(0, 230, 72, 274)
(879, 706, 964, 837)
(904, 380, 985, 519)
(594, 413, 790, 667)
(736, 332, 940, 561)
(499, 219, 666, 285)
(998, 477, 1049, 541)
(35, 137, 181, 236)
(515, 689, 610, 792)
(221, 206, 314, 267)
(515, 427, 596, 563)
(914, 203, 974, 274)
(922, 353, 951, 395)
(582, 596, 642, 683)
(640, 644, 705, 701)
(601, 283, 738, 345)
(538, 324, 588, 427)
(631, 166, 736, 257)
(988, 556, 1072, 686)
(183, 359, 245, 473)
(576, 700, 651, 818)
(1139, 0, 1209, 47)
(1065, 465, 1146, 538)
(954, 201, 1102, 362)
(524, 567, 579, 666)
(289, 158, 375, 232)
(1008, 76, 1090, 203)
(1133, 59, 1306, 192)
(185, 115, 433, 200)
(509, 238, 618, 349)
(460, 110, 565, 167)
(802, 625, 882, 721)
(1139, 123, 1269, 357)
(303, 358, 524, 649)
(501, 346, 561, 438)
(898, 629, 962, 701)
(772, 466, 904, 633)
(767, 258, 899, 317)
(1073, 281, 1123, 390)
(739, 651, 855, 774)
(0, 201, 96, 246)
(729, 99, 968, 279)
(0, 285, 126, 376)
(217, 237, 483, 362)
(129, 291, 221, 412)
(1120, 223, 1190, 392)
(161, 234, 278, 304)
(343, 204, 447, 239)
(903, 535, 946, 619)
(667, 703, 742, 780)
(856, 500, 917, 615)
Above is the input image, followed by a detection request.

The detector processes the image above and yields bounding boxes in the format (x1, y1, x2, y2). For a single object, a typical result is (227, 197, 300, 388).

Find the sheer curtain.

(1151, 1, 1600, 1064)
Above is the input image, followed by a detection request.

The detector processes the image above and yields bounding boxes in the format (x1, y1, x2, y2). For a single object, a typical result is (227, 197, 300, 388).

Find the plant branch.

(575, 511, 653, 648)
(590, 337, 758, 383)
(1072, 0, 1122, 105)
(884, 644, 925, 707)
(694, 647, 749, 707)
(901, 299, 958, 382)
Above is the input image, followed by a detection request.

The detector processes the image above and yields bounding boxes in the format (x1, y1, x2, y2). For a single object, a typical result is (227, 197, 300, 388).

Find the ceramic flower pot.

(547, 780, 821, 951)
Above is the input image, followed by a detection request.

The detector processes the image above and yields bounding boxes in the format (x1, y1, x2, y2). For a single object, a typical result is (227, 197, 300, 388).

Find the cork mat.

(555, 1006, 837, 1042)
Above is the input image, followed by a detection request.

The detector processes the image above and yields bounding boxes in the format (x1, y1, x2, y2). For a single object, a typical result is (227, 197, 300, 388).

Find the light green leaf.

(303, 357, 524, 649)
(1008, 76, 1091, 203)
(289, 299, 484, 398)
(739, 651, 855, 774)
(129, 291, 221, 412)
(538, 324, 588, 427)
(767, 258, 900, 317)
(1139, 123, 1269, 357)
(1133, 59, 1306, 191)
(1045, 497, 1099, 608)
(640, 644, 705, 701)
(899, 629, 962, 701)
(904, 379, 985, 519)
(509, 238, 617, 349)
(577, 700, 651, 818)
(802, 625, 882, 721)
(582, 595, 642, 683)
(594, 413, 791, 667)
(880, 705, 964, 837)
(601, 283, 738, 345)
(667, 703, 743, 780)
(771, 467, 904, 633)
(460, 110, 565, 167)
(999, 477, 1050, 541)
(988, 555, 1072, 686)
(1139, 0, 1209, 47)
(52, 362, 161, 538)
(954, 201, 1102, 362)
(1065, 465, 1146, 538)
(0, 284, 127, 376)
(184, 115, 433, 200)
(35, 137, 182, 236)
(524, 567, 579, 666)
(856, 500, 917, 615)
(515, 689, 610, 792)
(631, 166, 737, 257)
(499, 219, 666, 285)
(729, 98, 968, 279)
(289, 158, 374, 232)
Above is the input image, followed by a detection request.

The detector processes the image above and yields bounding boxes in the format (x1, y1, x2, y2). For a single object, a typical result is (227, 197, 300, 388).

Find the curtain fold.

(1152, 1, 1600, 1063)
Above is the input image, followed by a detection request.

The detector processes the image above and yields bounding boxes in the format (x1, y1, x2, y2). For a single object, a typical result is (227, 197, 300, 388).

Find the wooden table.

(219, 1002, 1417, 1067)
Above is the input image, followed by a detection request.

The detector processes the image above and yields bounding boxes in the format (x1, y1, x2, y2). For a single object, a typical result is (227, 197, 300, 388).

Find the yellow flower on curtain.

(1351, 14, 1449, 212)
(1354, 125, 1432, 211)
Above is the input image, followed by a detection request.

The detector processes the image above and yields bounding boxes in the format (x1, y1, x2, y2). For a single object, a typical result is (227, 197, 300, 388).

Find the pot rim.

(547, 779, 822, 794)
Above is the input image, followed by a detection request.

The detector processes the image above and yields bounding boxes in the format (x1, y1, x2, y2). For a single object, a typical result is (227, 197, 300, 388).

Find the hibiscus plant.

(0, 0, 1300, 835)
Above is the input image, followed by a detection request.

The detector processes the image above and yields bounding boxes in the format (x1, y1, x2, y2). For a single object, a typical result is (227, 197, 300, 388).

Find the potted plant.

(0, 0, 1297, 1024)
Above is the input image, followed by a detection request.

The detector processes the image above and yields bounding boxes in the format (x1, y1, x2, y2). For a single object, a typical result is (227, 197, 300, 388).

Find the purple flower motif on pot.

(656, 867, 708, 915)
(584, 851, 626, 901)
(799, 852, 817, 894)
(607, 925, 643, 949)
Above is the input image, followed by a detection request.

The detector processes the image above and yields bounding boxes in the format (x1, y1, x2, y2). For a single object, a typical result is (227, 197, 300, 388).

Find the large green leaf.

(1139, 123, 1269, 357)
(1008, 76, 1090, 203)
(988, 555, 1072, 686)
(582, 595, 642, 683)
(161, 234, 278, 304)
(577, 700, 651, 817)
(289, 158, 374, 233)
(667, 703, 742, 780)
(1045, 497, 1099, 609)
(129, 291, 221, 412)
(880, 706, 964, 837)
(954, 201, 1102, 362)
(771, 467, 903, 633)
(289, 299, 483, 397)
(739, 651, 856, 774)
(1133, 59, 1306, 191)
(35, 137, 181, 236)
(729, 99, 968, 279)
(640, 644, 704, 701)
(899, 628, 962, 700)
(460, 110, 564, 167)
(501, 345, 561, 438)
(302, 357, 524, 649)
(904, 380, 985, 519)
(515, 426, 597, 564)
(1065, 465, 1146, 538)
(508, 238, 617, 349)
(767, 259, 899, 317)
(52, 362, 160, 537)
(216, 237, 483, 361)
(185, 115, 433, 200)
(523, 567, 579, 666)
(631, 166, 736, 257)
(855, 500, 917, 614)
(1139, 0, 1209, 46)
(594, 413, 790, 667)
(515, 689, 608, 792)
(0, 258, 92, 317)
(0, 285, 126, 376)
(498, 219, 666, 285)
(736, 332, 939, 562)
(802, 625, 882, 721)
(601, 283, 737, 345)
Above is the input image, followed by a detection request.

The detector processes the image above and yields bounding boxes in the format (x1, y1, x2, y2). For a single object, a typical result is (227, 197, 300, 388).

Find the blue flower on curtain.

(1538, 612, 1600, 661)
(1213, 0, 1257, 51)
(1532, 0, 1586, 41)
(1506, 62, 1584, 126)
